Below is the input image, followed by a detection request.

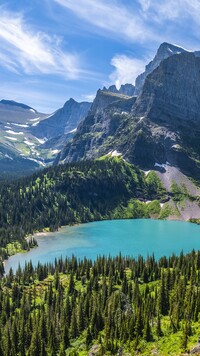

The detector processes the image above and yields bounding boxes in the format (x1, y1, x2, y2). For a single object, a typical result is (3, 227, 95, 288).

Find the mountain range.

(57, 43, 200, 181)
(0, 98, 91, 176)
(1, 40, 200, 356)
(1, 42, 200, 218)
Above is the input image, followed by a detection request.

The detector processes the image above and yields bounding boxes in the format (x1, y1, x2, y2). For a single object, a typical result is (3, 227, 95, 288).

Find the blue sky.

(0, 0, 200, 113)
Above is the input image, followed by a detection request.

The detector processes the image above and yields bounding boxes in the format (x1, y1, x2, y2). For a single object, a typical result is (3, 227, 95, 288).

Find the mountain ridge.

(57, 49, 200, 184)
(1, 42, 200, 186)
(0, 97, 91, 175)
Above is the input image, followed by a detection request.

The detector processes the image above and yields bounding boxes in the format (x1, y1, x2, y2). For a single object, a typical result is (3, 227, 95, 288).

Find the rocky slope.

(0, 98, 91, 176)
(0, 99, 44, 123)
(0, 100, 47, 175)
(56, 90, 136, 163)
(131, 52, 200, 179)
(57, 48, 200, 196)
(31, 98, 91, 139)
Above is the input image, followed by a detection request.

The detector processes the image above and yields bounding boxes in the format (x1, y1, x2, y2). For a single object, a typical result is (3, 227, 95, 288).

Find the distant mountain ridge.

(0, 98, 91, 176)
(31, 98, 91, 139)
(1, 41, 200, 186)
(0, 100, 36, 111)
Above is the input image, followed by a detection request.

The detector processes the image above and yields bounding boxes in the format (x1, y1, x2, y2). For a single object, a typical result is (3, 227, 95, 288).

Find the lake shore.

(4, 219, 200, 275)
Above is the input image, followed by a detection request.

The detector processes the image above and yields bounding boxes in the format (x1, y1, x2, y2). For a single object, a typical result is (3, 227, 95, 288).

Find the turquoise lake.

(4, 219, 200, 273)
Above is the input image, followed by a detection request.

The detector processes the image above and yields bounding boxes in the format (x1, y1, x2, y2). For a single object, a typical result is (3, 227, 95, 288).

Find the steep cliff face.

(57, 90, 135, 163)
(129, 52, 200, 176)
(134, 42, 187, 95)
(134, 52, 200, 120)
(57, 51, 200, 180)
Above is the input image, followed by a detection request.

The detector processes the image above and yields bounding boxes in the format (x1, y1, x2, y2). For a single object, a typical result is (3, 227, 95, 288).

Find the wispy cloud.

(53, 0, 159, 43)
(82, 93, 96, 102)
(109, 55, 147, 88)
(0, 8, 82, 79)
(54, 0, 200, 48)
(138, 0, 200, 23)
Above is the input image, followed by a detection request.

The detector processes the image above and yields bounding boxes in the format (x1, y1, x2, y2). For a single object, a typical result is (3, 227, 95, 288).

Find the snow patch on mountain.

(51, 149, 60, 155)
(12, 123, 29, 128)
(29, 117, 40, 122)
(27, 157, 46, 167)
(154, 162, 171, 169)
(108, 150, 122, 157)
(5, 136, 18, 141)
(6, 130, 24, 135)
(24, 139, 35, 146)
(4, 154, 13, 160)
(35, 137, 46, 144)
(31, 121, 40, 127)
(68, 128, 77, 134)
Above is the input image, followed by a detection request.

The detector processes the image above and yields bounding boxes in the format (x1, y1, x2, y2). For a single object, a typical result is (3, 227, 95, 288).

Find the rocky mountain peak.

(103, 83, 135, 97)
(156, 42, 186, 57)
(119, 83, 135, 96)
(67, 97, 76, 104)
(135, 42, 187, 95)
(57, 48, 200, 180)
(31, 98, 91, 139)
(134, 51, 200, 122)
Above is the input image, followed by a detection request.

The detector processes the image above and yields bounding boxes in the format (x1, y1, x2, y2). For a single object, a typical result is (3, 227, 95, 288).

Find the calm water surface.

(4, 219, 200, 273)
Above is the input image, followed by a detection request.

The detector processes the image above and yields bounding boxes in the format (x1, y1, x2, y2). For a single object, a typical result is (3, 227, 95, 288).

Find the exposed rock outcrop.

(57, 49, 200, 181)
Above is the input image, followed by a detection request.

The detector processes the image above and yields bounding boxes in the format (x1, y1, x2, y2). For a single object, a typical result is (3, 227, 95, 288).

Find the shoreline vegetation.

(3, 216, 200, 277)
(0, 157, 199, 271)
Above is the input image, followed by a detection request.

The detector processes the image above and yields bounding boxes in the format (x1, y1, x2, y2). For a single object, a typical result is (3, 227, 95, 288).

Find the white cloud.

(110, 55, 146, 89)
(82, 93, 96, 102)
(138, 0, 200, 23)
(53, 0, 159, 43)
(54, 0, 200, 49)
(138, 0, 151, 12)
(0, 9, 81, 79)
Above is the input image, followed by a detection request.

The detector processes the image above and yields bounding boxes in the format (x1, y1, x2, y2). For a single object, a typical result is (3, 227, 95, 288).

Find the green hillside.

(0, 157, 167, 260)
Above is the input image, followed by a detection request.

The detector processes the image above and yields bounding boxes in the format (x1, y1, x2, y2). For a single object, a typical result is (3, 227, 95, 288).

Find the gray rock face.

(90, 89, 131, 115)
(0, 98, 91, 176)
(103, 83, 135, 96)
(57, 90, 135, 163)
(129, 51, 200, 178)
(58, 49, 200, 180)
(135, 42, 187, 95)
(119, 83, 135, 96)
(0, 100, 48, 176)
(31, 98, 91, 139)
(134, 52, 200, 122)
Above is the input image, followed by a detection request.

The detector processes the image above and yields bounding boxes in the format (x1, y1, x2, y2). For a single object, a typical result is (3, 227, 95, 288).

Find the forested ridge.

(0, 157, 166, 260)
(0, 157, 199, 355)
(1, 251, 200, 355)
